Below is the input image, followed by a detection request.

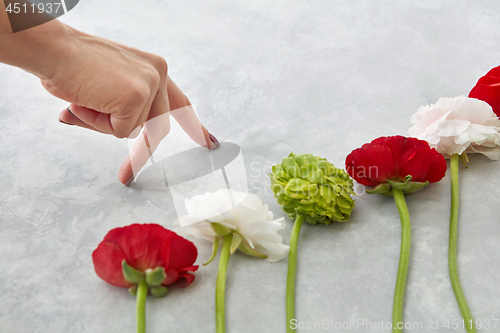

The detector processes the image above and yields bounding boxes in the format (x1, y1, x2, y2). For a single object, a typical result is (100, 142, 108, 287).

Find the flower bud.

(269, 153, 355, 225)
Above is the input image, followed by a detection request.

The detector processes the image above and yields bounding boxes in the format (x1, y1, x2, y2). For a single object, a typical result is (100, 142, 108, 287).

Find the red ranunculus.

(92, 223, 198, 288)
(469, 65, 500, 117)
(345, 136, 446, 186)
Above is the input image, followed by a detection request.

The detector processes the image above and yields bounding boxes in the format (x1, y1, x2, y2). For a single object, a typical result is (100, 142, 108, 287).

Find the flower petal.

(240, 219, 286, 244)
(177, 215, 208, 227)
(346, 140, 396, 185)
(410, 104, 449, 129)
(451, 98, 493, 124)
(469, 65, 500, 117)
(409, 96, 500, 157)
(162, 232, 198, 272)
(468, 122, 499, 134)
(177, 190, 289, 261)
(237, 217, 290, 262)
(466, 144, 500, 160)
(178, 273, 196, 287)
(252, 239, 290, 262)
(162, 269, 179, 285)
(92, 241, 131, 288)
(347, 136, 446, 186)
(398, 145, 447, 183)
(231, 203, 270, 229)
(93, 224, 199, 290)
(174, 221, 217, 242)
(100, 224, 167, 272)
(437, 119, 471, 137)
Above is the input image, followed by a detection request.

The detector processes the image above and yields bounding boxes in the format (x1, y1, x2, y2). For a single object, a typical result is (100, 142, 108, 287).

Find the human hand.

(43, 26, 219, 185)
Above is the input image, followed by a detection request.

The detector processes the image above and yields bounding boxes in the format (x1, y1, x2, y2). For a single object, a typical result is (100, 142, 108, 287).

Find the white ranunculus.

(175, 189, 289, 262)
(408, 96, 500, 159)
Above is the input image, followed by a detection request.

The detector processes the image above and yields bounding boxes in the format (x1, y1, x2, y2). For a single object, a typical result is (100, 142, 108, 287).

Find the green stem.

(449, 154, 477, 333)
(286, 214, 305, 333)
(392, 188, 411, 333)
(136, 279, 148, 333)
(216, 234, 233, 333)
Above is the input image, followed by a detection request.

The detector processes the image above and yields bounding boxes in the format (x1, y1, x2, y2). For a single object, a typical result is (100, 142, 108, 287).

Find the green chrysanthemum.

(269, 153, 355, 225)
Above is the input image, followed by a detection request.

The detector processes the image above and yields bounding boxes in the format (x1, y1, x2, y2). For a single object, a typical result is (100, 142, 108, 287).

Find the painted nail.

(66, 106, 76, 117)
(209, 133, 220, 148)
(59, 119, 74, 126)
(124, 175, 134, 186)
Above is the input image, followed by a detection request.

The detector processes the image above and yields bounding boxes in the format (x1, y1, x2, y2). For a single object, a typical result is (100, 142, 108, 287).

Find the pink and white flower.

(408, 96, 500, 159)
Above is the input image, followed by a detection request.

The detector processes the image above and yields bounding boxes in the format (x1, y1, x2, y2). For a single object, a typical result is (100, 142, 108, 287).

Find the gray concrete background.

(1, 1, 500, 332)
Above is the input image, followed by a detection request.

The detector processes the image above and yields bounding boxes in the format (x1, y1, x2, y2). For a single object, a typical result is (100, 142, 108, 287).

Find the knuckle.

(152, 55, 168, 76)
(158, 57, 168, 74)
(150, 69, 161, 89)
(127, 82, 150, 105)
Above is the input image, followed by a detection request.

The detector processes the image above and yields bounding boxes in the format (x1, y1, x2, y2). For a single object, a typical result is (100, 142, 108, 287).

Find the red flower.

(345, 136, 446, 186)
(469, 65, 500, 117)
(92, 224, 198, 288)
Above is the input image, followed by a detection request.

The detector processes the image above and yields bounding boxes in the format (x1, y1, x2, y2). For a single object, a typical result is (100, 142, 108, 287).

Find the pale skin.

(0, 2, 219, 185)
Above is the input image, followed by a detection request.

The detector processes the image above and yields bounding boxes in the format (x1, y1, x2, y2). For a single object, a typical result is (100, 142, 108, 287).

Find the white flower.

(175, 189, 289, 262)
(408, 96, 500, 159)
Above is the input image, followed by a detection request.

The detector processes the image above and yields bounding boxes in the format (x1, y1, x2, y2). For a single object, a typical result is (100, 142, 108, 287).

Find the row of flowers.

(92, 65, 500, 333)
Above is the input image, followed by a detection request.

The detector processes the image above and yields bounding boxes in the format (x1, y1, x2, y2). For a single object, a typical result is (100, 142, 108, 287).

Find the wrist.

(0, 13, 75, 79)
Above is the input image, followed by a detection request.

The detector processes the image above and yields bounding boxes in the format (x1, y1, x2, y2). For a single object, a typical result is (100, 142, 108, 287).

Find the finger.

(58, 106, 105, 133)
(66, 104, 117, 135)
(166, 75, 191, 110)
(170, 106, 219, 149)
(118, 89, 171, 185)
(68, 104, 149, 139)
(118, 115, 171, 185)
(166, 76, 219, 149)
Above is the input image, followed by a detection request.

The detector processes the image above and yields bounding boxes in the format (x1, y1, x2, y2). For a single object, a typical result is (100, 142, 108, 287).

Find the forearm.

(0, 1, 72, 79)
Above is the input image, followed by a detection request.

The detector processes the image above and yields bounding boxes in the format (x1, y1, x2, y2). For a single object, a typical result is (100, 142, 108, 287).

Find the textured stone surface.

(1, 1, 500, 332)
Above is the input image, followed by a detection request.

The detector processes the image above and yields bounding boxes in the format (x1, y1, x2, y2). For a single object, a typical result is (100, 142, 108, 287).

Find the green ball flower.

(269, 153, 355, 225)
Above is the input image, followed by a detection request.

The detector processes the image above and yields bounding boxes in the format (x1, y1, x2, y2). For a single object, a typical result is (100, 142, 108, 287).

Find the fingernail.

(209, 133, 220, 148)
(59, 119, 74, 126)
(124, 175, 134, 186)
(66, 106, 76, 116)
